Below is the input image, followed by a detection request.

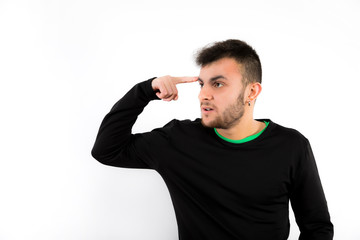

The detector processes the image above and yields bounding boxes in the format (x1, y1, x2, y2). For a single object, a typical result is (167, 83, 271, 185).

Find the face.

(198, 57, 247, 129)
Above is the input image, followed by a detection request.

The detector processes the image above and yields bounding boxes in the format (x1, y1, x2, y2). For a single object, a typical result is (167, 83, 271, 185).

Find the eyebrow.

(198, 75, 228, 83)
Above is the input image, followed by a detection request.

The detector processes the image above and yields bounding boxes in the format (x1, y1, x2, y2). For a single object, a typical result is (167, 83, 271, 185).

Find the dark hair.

(195, 39, 262, 85)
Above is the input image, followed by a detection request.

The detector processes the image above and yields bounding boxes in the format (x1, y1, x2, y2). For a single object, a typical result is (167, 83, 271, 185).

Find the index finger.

(172, 76, 198, 84)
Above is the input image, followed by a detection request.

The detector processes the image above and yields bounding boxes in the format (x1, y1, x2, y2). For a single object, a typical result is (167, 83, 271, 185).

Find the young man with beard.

(91, 39, 333, 240)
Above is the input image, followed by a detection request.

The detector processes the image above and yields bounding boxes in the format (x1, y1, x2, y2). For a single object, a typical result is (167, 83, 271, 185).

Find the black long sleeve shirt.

(91, 78, 333, 240)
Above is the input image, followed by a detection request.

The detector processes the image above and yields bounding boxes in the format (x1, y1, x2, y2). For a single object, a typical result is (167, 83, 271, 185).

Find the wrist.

(144, 77, 160, 100)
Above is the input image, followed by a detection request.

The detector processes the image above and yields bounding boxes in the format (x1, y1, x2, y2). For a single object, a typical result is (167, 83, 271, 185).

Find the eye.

(198, 81, 204, 88)
(214, 82, 224, 88)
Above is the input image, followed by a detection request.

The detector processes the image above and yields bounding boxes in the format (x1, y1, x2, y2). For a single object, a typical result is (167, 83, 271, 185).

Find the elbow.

(91, 146, 122, 167)
(91, 147, 110, 165)
(91, 148, 100, 161)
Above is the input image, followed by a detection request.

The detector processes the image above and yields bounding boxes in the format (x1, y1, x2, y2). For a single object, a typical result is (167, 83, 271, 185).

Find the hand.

(151, 75, 198, 101)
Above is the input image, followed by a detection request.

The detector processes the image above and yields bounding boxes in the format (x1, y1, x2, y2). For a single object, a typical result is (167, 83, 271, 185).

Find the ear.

(247, 82, 262, 101)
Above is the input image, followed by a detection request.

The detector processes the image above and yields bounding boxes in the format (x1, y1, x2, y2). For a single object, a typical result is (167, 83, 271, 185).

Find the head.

(195, 39, 262, 129)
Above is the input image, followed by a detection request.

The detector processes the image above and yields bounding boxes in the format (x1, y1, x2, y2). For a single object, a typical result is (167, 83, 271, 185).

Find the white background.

(1, 0, 359, 239)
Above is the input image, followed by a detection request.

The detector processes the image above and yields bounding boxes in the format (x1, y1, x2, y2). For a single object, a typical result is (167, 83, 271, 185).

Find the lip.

(201, 107, 215, 114)
(201, 102, 216, 112)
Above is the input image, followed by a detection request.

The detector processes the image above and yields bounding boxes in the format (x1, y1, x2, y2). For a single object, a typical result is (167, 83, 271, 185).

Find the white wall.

(0, 0, 359, 239)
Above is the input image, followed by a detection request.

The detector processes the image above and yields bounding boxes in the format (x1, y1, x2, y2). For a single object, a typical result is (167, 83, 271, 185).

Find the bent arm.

(91, 77, 159, 168)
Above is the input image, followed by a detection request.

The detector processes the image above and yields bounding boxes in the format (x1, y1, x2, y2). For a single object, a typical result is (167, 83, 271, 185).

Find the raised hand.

(151, 75, 198, 101)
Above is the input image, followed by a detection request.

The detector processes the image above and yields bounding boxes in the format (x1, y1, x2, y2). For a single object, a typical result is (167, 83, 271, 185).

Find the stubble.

(201, 90, 246, 129)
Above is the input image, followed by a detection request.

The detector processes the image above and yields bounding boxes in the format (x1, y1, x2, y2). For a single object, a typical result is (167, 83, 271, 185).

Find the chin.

(201, 116, 241, 130)
(201, 118, 222, 129)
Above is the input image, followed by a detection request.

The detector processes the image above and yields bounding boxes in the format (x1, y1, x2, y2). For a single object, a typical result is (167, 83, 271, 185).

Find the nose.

(198, 84, 213, 101)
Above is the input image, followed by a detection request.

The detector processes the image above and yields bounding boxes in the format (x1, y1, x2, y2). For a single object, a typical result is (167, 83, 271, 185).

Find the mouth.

(202, 107, 214, 112)
(201, 104, 215, 113)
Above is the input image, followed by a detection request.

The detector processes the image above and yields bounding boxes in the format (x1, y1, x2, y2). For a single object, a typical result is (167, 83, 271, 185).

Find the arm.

(290, 140, 334, 240)
(91, 76, 197, 169)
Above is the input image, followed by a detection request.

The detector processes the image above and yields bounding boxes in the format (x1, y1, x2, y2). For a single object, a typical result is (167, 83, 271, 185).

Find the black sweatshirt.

(91, 78, 333, 240)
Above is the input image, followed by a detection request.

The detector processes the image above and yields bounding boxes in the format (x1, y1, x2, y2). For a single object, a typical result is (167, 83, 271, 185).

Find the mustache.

(200, 102, 216, 109)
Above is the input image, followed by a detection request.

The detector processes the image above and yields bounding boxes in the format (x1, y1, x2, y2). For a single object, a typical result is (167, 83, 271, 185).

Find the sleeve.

(290, 139, 334, 240)
(91, 77, 164, 169)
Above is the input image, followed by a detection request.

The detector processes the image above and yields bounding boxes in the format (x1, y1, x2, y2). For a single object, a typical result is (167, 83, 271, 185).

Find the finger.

(163, 97, 173, 102)
(163, 94, 175, 102)
(172, 76, 198, 84)
(156, 91, 162, 99)
(163, 79, 175, 99)
(157, 80, 169, 99)
(166, 79, 178, 100)
(159, 79, 177, 100)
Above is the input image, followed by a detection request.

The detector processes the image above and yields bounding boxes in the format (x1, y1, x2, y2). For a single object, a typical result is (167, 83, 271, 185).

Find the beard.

(201, 91, 245, 129)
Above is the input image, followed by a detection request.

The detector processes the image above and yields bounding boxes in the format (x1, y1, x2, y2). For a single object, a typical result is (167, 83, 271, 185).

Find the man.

(91, 39, 333, 240)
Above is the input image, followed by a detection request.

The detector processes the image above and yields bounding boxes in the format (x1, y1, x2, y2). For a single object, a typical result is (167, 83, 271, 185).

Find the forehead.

(199, 57, 243, 81)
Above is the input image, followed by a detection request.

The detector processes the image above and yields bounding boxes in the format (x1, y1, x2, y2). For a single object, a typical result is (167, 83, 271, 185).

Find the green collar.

(214, 121, 269, 144)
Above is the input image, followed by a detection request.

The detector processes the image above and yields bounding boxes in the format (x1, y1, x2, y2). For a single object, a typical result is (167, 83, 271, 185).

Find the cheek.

(217, 93, 240, 107)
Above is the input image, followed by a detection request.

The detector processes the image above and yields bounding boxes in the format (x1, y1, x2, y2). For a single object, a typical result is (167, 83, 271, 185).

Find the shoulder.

(268, 120, 310, 147)
(153, 118, 207, 138)
(267, 121, 316, 170)
(162, 118, 202, 128)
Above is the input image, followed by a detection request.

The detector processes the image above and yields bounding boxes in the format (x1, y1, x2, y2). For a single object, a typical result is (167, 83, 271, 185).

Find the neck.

(215, 117, 265, 141)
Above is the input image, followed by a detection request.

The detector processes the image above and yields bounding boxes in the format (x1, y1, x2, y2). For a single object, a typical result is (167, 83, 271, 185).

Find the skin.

(151, 57, 265, 140)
